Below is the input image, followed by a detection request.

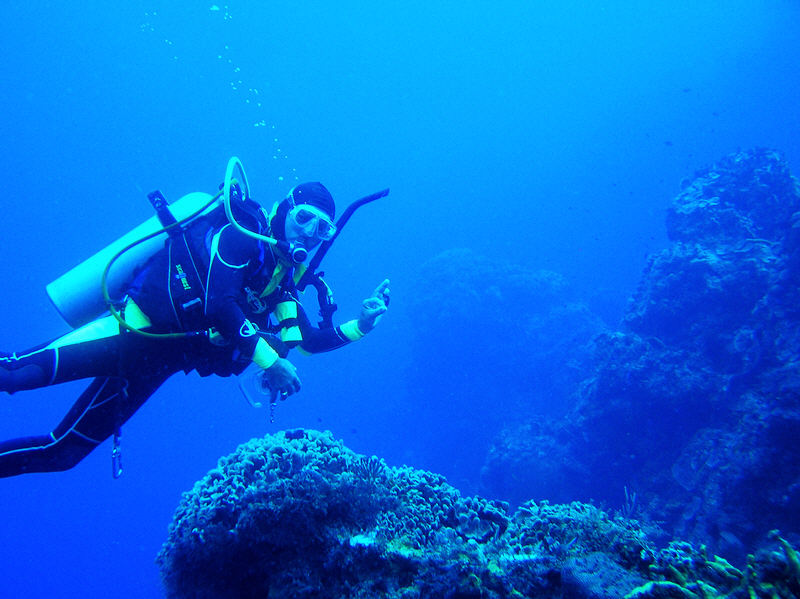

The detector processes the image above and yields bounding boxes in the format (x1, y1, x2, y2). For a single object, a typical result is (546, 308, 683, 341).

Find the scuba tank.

(46, 157, 265, 330)
(46, 191, 220, 329)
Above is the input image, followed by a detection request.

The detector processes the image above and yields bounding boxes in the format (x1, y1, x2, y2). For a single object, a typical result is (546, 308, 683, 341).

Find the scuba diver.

(0, 166, 390, 478)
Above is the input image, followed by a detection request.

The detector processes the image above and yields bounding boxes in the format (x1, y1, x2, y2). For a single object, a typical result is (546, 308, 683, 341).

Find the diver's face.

(284, 205, 334, 251)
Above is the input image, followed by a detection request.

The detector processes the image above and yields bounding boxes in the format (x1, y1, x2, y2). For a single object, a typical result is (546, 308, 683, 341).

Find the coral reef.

(159, 429, 512, 599)
(159, 148, 800, 596)
(159, 429, 800, 598)
(481, 148, 800, 557)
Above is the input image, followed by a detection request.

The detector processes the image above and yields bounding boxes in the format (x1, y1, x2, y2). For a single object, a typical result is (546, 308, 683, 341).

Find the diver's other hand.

(358, 278, 390, 333)
(263, 357, 301, 402)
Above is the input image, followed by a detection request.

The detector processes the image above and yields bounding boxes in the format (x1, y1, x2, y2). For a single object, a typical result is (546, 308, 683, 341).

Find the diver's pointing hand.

(358, 279, 390, 333)
(372, 279, 390, 307)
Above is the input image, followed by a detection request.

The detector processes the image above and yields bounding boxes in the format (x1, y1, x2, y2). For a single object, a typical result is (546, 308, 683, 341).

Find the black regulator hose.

(297, 187, 390, 291)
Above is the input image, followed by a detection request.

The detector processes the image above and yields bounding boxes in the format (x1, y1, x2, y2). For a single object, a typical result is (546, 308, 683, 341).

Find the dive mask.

(289, 205, 337, 241)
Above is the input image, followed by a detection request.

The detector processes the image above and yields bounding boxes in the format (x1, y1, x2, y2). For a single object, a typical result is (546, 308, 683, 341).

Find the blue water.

(1, 2, 800, 597)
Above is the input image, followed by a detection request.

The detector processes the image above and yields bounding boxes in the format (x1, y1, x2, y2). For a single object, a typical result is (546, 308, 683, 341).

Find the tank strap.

(147, 190, 181, 237)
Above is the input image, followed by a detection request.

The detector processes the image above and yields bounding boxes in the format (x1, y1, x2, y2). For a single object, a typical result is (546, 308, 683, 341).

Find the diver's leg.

(0, 317, 125, 394)
(0, 367, 174, 477)
(0, 378, 115, 476)
(0, 348, 58, 393)
(0, 337, 124, 394)
(0, 320, 190, 477)
(0, 311, 153, 393)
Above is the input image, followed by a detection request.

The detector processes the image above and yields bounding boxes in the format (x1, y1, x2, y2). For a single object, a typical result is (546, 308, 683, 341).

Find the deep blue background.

(1, 2, 800, 597)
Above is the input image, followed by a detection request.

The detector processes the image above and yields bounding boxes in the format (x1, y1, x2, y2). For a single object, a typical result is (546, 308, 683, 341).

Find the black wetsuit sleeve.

(205, 224, 261, 359)
(296, 301, 355, 353)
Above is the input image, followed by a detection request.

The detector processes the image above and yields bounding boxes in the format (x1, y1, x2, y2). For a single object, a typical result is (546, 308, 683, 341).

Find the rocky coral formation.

(159, 429, 512, 599)
(481, 148, 800, 558)
(158, 429, 800, 598)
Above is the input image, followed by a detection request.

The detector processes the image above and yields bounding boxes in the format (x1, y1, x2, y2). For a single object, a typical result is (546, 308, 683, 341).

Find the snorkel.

(296, 186, 389, 328)
(299, 187, 389, 287)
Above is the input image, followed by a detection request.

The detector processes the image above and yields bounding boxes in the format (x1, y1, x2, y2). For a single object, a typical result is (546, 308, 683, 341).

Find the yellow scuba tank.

(46, 191, 220, 329)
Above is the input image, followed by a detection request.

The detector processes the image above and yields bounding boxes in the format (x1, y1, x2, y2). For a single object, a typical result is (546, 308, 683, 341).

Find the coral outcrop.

(481, 149, 800, 557)
(159, 429, 800, 598)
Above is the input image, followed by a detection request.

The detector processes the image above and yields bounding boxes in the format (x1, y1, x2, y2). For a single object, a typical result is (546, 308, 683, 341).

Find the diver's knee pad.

(0, 350, 56, 394)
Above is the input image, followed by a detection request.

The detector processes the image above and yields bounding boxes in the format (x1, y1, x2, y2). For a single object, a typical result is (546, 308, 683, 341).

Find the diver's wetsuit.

(0, 199, 359, 478)
(0, 320, 205, 477)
